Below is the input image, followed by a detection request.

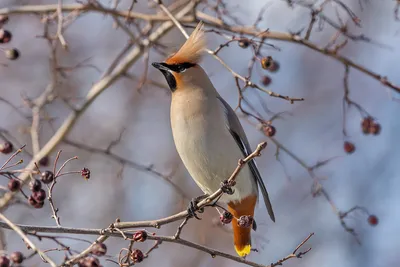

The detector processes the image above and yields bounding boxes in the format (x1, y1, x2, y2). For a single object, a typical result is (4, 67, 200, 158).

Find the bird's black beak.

(152, 62, 170, 72)
(151, 62, 177, 92)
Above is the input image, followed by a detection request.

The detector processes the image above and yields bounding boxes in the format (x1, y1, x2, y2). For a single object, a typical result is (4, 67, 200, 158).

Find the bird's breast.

(170, 91, 256, 203)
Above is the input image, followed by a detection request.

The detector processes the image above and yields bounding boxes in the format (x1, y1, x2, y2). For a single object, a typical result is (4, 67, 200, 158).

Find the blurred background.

(0, 0, 399, 266)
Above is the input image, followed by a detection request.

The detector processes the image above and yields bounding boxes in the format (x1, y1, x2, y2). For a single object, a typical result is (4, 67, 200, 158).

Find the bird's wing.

(217, 95, 275, 222)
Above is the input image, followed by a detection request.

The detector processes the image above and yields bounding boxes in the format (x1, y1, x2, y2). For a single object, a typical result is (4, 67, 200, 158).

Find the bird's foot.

(187, 194, 208, 220)
(220, 180, 236, 195)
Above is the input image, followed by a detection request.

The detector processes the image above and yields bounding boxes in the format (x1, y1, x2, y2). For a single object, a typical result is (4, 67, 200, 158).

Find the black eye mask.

(152, 62, 196, 73)
(152, 62, 196, 91)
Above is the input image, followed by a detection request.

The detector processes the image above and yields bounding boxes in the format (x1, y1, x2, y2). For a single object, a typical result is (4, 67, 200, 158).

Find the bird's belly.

(172, 116, 255, 203)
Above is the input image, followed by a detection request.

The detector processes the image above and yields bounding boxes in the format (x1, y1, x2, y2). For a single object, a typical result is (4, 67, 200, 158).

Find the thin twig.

(0, 213, 57, 267)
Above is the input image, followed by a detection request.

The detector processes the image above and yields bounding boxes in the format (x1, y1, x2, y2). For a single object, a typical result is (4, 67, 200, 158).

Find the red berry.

(261, 75, 272, 86)
(32, 189, 46, 202)
(81, 168, 90, 180)
(237, 215, 254, 228)
(368, 215, 378, 226)
(344, 141, 355, 154)
(78, 256, 100, 267)
(0, 29, 11, 44)
(91, 243, 107, 256)
(220, 211, 233, 224)
(28, 195, 44, 209)
(369, 123, 381, 135)
(7, 179, 20, 192)
(40, 171, 54, 184)
(0, 142, 13, 154)
(361, 117, 373, 134)
(263, 125, 276, 137)
(38, 156, 49, 166)
(10, 251, 23, 264)
(29, 179, 42, 192)
(133, 230, 147, 242)
(0, 256, 9, 267)
(130, 249, 144, 263)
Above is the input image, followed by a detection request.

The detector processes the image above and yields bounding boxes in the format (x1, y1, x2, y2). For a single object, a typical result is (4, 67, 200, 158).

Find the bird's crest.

(165, 21, 206, 65)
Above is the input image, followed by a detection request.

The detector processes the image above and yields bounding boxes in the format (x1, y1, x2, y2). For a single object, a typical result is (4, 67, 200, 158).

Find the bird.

(152, 21, 275, 257)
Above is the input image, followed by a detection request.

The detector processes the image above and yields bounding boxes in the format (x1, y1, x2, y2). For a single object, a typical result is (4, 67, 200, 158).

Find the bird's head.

(152, 22, 209, 92)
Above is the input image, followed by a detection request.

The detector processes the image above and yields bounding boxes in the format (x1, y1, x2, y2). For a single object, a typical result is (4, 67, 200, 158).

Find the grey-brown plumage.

(217, 95, 275, 222)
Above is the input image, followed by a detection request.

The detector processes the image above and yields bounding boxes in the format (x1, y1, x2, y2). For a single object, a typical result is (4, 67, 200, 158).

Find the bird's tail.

(227, 195, 257, 257)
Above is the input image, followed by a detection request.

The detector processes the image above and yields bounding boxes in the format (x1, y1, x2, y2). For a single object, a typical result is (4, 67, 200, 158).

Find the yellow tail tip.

(235, 244, 251, 257)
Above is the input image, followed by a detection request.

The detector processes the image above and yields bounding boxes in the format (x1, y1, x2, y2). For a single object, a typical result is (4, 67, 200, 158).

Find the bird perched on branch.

(152, 21, 275, 257)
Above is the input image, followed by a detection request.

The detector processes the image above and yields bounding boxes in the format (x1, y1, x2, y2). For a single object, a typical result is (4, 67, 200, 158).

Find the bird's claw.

(220, 180, 235, 195)
(187, 195, 207, 220)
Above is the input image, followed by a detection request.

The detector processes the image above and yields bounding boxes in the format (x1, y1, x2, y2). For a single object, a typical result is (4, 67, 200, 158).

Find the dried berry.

(369, 123, 381, 135)
(32, 189, 46, 202)
(33, 201, 44, 209)
(220, 211, 233, 224)
(81, 168, 90, 180)
(28, 195, 37, 206)
(238, 38, 250, 48)
(344, 141, 355, 154)
(78, 256, 100, 267)
(28, 195, 43, 209)
(237, 215, 253, 228)
(91, 243, 107, 256)
(133, 230, 148, 242)
(40, 171, 54, 184)
(7, 179, 20, 192)
(29, 179, 42, 192)
(38, 156, 49, 166)
(368, 215, 378, 226)
(0, 141, 13, 154)
(0, 256, 10, 267)
(4, 49, 19, 60)
(361, 117, 373, 134)
(268, 60, 279, 72)
(0, 15, 9, 25)
(10, 251, 23, 264)
(263, 125, 276, 137)
(0, 29, 11, 44)
(130, 249, 144, 263)
(261, 56, 279, 72)
(261, 75, 272, 86)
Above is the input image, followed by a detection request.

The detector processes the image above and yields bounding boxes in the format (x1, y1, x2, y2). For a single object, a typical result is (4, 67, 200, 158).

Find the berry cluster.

(343, 117, 382, 154)
(28, 178, 45, 209)
(361, 117, 381, 135)
(0, 15, 20, 60)
(0, 251, 24, 266)
(237, 39, 279, 87)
